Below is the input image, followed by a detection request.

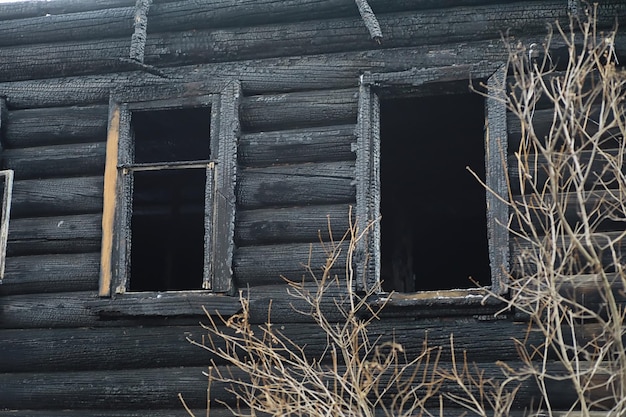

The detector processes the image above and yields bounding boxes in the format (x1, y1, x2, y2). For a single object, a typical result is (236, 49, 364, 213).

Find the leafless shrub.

(458, 5, 626, 416)
(183, 6, 626, 417)
(184, 213, 443, 417)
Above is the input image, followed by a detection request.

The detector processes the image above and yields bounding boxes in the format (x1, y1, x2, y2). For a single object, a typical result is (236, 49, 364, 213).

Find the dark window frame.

(355, 65, 509, 306)
(99, 81, 241, 309)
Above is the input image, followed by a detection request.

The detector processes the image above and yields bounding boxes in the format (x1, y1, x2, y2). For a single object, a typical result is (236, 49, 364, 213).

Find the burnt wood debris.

(0, 0, 625, 416)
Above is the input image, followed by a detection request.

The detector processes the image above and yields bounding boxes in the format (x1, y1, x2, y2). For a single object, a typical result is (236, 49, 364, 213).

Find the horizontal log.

(510, 189, 626, 233)
(0, 290, 101, 329)
(508, 149, 625, 195)
(0, 3, 586, 82)
(7, 213, 102, 257)
(0, 361, 579, 410)
(240, 89, 358, 133)
(2, 142, 106, 180)
(0, 253, 100, 295)
(12, 176, 103, 218)
(0, 0, 507, 46)
(0, 408, 553, 417)
(233, 241, 349, 287)
(235, 204, 352, 246)
(87, 292, 242, 319)
(4, 105, 108, 148)
(238, 124, 356, 167)
(0, 316, 533, 373)
(507, 103, 623, 151)
(0, 0, 135, 21)
(510, 231, 626, 279)
(237, 161, 355, 209)
(0, 410, 230, 417)
(0, 41, 509, 109)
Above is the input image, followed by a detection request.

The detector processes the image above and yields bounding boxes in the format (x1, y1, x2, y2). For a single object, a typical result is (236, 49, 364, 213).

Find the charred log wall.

(0, 0, 625, 416)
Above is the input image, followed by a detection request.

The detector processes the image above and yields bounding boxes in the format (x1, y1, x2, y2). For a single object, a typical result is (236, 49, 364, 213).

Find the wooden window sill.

(87, 291, 241, 318)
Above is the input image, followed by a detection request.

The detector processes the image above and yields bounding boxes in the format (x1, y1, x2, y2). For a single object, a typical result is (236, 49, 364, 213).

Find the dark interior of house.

(380, 92, 491, 292)
(129, 107, 211, 291)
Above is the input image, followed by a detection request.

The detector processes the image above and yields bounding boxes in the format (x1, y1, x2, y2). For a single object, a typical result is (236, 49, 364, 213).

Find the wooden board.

(0, 253, 100, 295)
(238, 124, 356, 167)
(4, 105, 108, 148)
(11, 176, 103, 218)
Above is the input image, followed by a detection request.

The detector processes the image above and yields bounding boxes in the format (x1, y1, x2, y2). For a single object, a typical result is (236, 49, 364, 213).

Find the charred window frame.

(0, 97, 13, 284)
(355, 66, 509, 302)
(99, 82, 240, 304)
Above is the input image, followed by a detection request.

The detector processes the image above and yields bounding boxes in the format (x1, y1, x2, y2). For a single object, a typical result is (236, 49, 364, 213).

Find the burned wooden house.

(0, 0, 625, 415)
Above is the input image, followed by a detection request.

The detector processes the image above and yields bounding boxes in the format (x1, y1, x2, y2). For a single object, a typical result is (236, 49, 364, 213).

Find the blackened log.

(507, 104, 623, 151)
(0, 0, 515, 46)
(0, 411, 228, 417)
(0, 42, 519, 109)
(233, 242, 349, 287)
(0, 361, 581, 410)
(0, 96, 6, 147)
(0, 3, 593, 83)
(510, 190, 626, 233)
(0, 0, 135, 21)
(0, 253, 100, 295)
(88, 292, 241, 319)
(236, 162, 355, 209)
(0, 317, 532, 374)
(0, 325, 216, 372)
(240, 89, 358, 133)
(7, 214, 102, 257)
(0, 291, 100, 328)
(238, 125, 356, 167)
(510, 231, 626, 279)
(4, 105, 108, 148)
(0, 410, 227, 417)
(0, 409, 553, 417)
(235, 204, 352, 246)
(2, 142, 106, 180)
(11, 176, 103, 218)
(508, 149, 626, 195)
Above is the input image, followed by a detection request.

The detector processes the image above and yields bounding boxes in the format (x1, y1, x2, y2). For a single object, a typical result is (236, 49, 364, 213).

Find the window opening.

(128, 106, 211, 292)
(379, 93, 489, 292)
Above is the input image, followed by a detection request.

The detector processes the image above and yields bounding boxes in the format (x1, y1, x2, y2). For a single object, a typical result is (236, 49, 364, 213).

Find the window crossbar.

(119, 160, 215, 172)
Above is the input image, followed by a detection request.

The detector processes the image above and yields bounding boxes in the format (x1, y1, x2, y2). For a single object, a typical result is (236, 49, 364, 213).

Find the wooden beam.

(4, 105, 108, 148)
(235, 204, 351, 246)
(0, 0, 543, 46)
(7, 213, 102, 257)
(238, 124, 356, 167)
(1, 253, 100, 295)
(0, 42, 520, 109)
(0, 318, 534, 373)
(128, 0, 152, 63)
(2, 142, 105, 180)
(0, 361, 583, 410)
(240, 89, 358, 133)
(0, 96, 6, 149)
(236, 161, 356, 210)
(485, 66, 509, 295)
(99, 104, 120, 297)
(11, 176, 103, 218)
(233, 242, 349, 287)
(210, 81, 241, 293)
